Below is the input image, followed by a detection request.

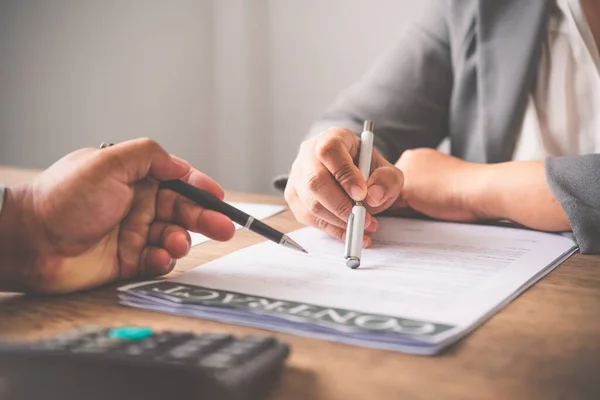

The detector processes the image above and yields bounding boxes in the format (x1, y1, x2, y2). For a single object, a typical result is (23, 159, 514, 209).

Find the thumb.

(315, 130, 367, 201)
(98, 138, 190, 184)
(365, 155, 404, 210)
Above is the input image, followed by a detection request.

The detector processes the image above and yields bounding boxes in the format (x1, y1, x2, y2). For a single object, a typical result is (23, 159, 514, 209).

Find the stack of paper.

(120, 217, 577, 355)
(188, 202, 285, 246)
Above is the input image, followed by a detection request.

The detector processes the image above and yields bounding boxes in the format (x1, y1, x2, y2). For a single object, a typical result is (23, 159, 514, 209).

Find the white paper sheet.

(189, 202, 285, 246)
(178, 218, 576, 326)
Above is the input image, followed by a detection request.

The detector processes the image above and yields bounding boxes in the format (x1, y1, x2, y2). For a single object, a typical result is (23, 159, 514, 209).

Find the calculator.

(0, 326, 290, 400)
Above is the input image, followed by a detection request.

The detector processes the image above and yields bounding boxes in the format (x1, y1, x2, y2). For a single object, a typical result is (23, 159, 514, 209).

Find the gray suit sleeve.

(305, 0, 453, 163)
(545, 155, 600, 253)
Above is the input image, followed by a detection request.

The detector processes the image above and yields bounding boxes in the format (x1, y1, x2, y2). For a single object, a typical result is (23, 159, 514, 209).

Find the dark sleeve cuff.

(272, 174, 288, 192)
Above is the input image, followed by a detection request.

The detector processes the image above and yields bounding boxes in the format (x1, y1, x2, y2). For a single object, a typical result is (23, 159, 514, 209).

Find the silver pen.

(345, 120, 375, 269)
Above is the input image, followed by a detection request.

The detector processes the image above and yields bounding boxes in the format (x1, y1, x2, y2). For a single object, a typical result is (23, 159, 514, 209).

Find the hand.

(0, 138, 235, 294)
(391, 148, 490, 221)
(285, 127, 404, 245)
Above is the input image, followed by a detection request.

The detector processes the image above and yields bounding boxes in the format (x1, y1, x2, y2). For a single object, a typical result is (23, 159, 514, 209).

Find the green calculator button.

(108, 327, 153, 340)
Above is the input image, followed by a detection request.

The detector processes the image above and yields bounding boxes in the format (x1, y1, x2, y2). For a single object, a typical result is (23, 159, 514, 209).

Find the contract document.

(120, 217, 577, 354)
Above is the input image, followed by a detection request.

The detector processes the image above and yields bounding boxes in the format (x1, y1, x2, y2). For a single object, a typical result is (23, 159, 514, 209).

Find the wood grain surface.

(1, 166, 600, 399)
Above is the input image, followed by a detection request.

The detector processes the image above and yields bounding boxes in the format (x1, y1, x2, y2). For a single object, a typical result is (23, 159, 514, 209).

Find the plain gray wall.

(0, 0, 425, 193)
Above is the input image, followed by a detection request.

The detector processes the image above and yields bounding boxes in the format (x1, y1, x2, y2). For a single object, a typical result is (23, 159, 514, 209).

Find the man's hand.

(285, 127, 404, 246)
(391, 148, 490, 221)
(0, 138, 235, 294)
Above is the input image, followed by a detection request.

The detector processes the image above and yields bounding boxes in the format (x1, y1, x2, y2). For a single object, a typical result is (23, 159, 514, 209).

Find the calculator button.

(93, 337, 120, 346)
(71, 345, 107, 353)
(123, 345, 145, 356)
(221, 343, 257, 360)
(168, 339, 207, 359)
(118, 333, 194, 359)
(108, 326, 153, 341)
(153, 332, 173, 344)
(58, 326, 105, 340)
(196, 334, 235, 348)
(217, 337, 274, 364)
(198, 352, 236, 369)
(166, 333, 197, 343)
(164, 335, 233, 362)
(36, 327, 106, 350)
(199, 333, 234, 342)
(71, 337, 123, 352)
(122, 340, 159, 356)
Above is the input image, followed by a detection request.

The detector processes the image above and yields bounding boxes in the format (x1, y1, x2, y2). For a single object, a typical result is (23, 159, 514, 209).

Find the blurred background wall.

(0, 0, 425, 193)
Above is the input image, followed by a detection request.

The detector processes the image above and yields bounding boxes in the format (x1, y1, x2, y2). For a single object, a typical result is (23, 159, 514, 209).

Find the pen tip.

(281, 236, 308, 254)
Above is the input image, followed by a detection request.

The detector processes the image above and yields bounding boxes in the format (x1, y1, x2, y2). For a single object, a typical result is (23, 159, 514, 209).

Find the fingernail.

(350, 185, 366, 201)
(368, 184, 385, 205)
(366, 217, 378, 233)
(164, 258, 176, 273)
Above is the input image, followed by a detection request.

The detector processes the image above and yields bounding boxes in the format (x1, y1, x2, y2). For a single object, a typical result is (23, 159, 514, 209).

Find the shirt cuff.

(272, 174, 288, 192)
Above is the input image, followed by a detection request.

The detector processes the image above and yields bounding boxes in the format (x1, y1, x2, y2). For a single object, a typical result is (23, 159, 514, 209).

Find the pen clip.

(344, 212, 355, 258)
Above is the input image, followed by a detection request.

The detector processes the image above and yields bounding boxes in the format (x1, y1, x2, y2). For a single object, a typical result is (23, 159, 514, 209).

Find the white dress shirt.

(512, 0, 600, 161)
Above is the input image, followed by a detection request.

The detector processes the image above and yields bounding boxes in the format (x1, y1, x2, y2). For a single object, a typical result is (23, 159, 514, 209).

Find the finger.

(365, 164, 404, 211)
(156, 190, 235, 241)
(314, 218, 372, 247)
(156, 168, 226, 214)
(291, 145, 350, 226)
(290, 184, 363, 231)
(289, 192, 374, 245)
(155, 168, 235, 241)
(297, 166, 354, 228)
(288, 152, 378, 232)
(180, 167, 226, 200)
(139, 246, 176, 278)
(289, 181, 377, 234)
(157, 168, 226, 216)
(147, 221, 191, 259)
(118, 179, 158, 280)
(315, 217, 346, 242)
(98, 138, 190, 184)
(314, 130, 367, 201)
(300, 153, 378, 230)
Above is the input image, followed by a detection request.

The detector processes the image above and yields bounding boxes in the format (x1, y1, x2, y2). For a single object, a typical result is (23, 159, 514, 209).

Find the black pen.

(99, 142, 307, 253)
(160, 179, 307, 253)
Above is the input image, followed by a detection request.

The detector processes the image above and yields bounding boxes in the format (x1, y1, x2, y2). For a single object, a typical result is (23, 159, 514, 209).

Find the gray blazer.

(277, 0, 600, 253)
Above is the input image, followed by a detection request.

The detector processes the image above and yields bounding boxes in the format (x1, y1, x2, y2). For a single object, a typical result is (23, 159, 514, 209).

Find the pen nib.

(280, 236, 308, 254)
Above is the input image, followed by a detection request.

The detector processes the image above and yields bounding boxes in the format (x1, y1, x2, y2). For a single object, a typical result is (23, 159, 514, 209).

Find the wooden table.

(1, 166, 600, 399)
